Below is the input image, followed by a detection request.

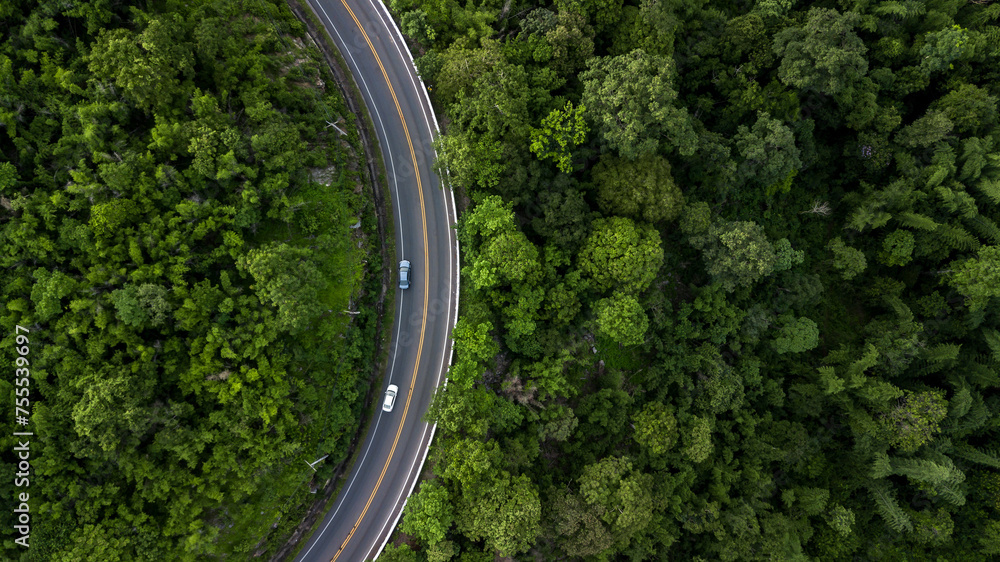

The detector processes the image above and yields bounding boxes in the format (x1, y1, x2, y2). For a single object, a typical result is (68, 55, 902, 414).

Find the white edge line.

(365, 1, 461, 560)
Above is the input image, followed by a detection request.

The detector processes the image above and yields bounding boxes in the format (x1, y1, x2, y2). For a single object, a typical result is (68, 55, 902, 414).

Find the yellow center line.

(331, 0, 430, 560)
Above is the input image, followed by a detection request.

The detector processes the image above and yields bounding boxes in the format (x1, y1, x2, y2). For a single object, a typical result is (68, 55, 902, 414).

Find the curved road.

(295, 1, 458, 560)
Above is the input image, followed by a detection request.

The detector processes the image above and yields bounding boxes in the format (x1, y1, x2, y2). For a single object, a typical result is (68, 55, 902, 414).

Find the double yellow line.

(331, 0, 429, 560)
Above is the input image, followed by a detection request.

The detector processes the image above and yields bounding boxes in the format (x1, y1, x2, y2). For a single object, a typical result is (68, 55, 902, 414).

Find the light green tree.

(632, 401, 678, 455)
(981, 520, 1000, 555)
(578, 217, 664, 294)
(110, 283, 171, 328)
(683, 416, 713, 462)
(895, 110, 954, 148)
(948, 245, 1000, 310)
(595, 292, 649, 346)
(455, 473, 541, 556)
(90, 199, 140, 237)
(401, 481, 454, 546)
(461, 194, 515, 241)
(919, 25, 971, 75)
(87, 15, 193, 113)
(825, 504, 855, 536)
(30, 268, 77, 322)
(932, 84, 999, 135)
(468, 230, 540, 290)
(529, 101, 588, 173)
(0, 161, 18, 190)
(435, 132, 505, 191)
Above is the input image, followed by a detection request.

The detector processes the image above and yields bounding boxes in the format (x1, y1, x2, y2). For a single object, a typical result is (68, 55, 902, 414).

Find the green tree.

(240, 242, 324, 332)
(895, 110, 954, 148)
(542, 9, 595, 74)
(691, 220, 777, 292)
(551, 490, 614, 558)
(426, 540, 459, 562)
(87, 15, 194, 114)
(432, 38, 503, 107)
(592, 154, 685, 223)
(580, 49, 697, 159)
(435, 131, 505, 191)
(882, 390, 948, 452)
(469, 230, 540, 290)
(109, 283, 171, 328)
(827, 237, 867, 280)
(981, 520, 1000, 556)
(932, 84, 999, 135)
(0, 161, 18, 190)
(461, 194, 515, 241)
(89, 199, 140, 237)
(455, 473, 541, 556)
(531, 188, 594, 252)
(378, 544, 422, 562)
(772, 315, 820, 354)
(30, 268, 77, 322)
(772, 7, 868, 95)
(918, 25, 971, 75)
(825, 504, 855, 536)
(734, 111, 803, 191)
(683, 416, 713, 463)
(879, 230, 915, 266)
(578, 456, 649, 532)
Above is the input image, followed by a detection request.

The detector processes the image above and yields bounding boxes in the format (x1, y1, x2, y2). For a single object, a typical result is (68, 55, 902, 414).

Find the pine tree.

(895, 211, 939, 231)
(964, 215, 1000, 245)
(890, 457, 964, 487)
(974, 177, 1000, 205)
(868, 481, 913, 533)
(952, 444, 1000, 469)
(981, 329, 1000, 362)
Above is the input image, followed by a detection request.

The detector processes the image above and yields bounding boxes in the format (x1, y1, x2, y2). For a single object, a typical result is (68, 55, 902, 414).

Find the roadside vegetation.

(0, 0, 381, 559)
(382, 0, 1000, 560)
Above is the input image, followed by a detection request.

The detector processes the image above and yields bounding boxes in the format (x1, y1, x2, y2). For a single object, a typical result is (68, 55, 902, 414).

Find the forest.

(0, 0, 384, 559)
(379, 0, 1000, 560)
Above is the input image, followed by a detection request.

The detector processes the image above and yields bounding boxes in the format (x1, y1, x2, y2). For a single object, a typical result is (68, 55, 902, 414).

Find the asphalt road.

(294, 1, 458, 560)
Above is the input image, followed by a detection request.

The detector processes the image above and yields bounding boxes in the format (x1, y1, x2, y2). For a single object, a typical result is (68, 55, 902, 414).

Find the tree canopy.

(0, 1, 380, 558)
(393, 0, 1000, 559)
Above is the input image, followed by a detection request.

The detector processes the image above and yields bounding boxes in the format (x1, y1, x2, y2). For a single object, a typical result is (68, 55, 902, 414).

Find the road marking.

(327, 0, 430, 560)
(355, 3, 459, 560)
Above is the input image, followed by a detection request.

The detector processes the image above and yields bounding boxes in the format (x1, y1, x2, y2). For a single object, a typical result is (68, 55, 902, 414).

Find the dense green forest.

(381, 0, 1000, 560)
(0, 0, 382, 559)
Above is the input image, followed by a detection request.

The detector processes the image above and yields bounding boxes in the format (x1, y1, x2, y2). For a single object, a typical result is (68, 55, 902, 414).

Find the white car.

(399, 260, 411, 290)
(382, 384, 399, 412)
